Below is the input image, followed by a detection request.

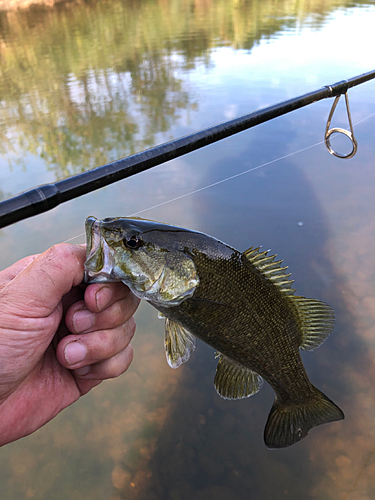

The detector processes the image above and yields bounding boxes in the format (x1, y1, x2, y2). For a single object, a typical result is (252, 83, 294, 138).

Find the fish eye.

(123, 235, 143, 250)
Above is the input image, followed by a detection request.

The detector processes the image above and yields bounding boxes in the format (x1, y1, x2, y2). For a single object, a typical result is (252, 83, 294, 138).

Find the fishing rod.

(0, 69, 374, 230)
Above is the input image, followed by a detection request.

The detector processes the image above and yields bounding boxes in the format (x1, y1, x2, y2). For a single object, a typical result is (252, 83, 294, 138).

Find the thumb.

(3, 244, 86, 318)
(0, 254, 38, 293)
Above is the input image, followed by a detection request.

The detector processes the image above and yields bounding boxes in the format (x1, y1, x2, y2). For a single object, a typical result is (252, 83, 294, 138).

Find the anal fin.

(214, 353, 263, 400)
(164, 318, 196, 369)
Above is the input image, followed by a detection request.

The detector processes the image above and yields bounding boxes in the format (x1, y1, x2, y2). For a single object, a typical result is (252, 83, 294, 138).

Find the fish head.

(84, 216, 200, 306)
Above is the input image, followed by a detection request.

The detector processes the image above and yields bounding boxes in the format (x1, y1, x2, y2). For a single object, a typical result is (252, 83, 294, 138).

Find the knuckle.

(88, 346, 133, 380)
(96, 329, 111, 346)
(124, 316, 136, 339)
(113, 348, 133, 377)
(94, 328, 123, 358)
(109, 300, 126, 323)
(44, 243, 70, 261)
(87, 318, 135, 365)
(111, 364, 126, 379)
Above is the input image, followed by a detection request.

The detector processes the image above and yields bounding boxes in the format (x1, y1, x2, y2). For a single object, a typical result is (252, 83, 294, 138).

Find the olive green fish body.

(157, 251, 312, 402)
(84, 216, 344, 448)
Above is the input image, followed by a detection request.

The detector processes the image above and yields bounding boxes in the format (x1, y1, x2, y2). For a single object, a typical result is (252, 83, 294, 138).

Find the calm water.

(1, 0, 375, 498)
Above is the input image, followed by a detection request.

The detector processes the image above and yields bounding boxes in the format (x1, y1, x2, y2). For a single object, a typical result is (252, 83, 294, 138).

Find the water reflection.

(301, 148, 375, 500)
(0, 0, 372, 189)
(0, 0, 375, 499)
(125, 120, 346, 499)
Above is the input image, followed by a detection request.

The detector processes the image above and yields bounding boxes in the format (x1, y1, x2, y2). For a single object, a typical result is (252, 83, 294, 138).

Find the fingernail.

(95, 286, 113, 311)
(73, 309, 95, 333)
(75, 365, 90, 376)
(65, 341, 87, 366)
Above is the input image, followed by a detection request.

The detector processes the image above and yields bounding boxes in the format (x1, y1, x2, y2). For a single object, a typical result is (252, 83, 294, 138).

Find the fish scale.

(177, 252, 307, 401)
(84, 216, 344, 448)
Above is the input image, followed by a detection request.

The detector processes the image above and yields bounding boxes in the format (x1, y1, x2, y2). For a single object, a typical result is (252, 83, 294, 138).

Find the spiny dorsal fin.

(214, 353, 263, 400)
(243, 246, 296, 295)
(290, 296, 335, 350)
(164, 318, 196, 369)
(243, 247, 334, 350)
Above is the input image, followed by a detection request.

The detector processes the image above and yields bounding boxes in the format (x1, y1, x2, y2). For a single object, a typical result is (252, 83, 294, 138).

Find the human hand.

(0, 243, 140, 446)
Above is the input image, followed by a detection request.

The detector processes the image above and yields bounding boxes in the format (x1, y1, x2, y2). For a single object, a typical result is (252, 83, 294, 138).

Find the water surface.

(0, 1, 375, 498)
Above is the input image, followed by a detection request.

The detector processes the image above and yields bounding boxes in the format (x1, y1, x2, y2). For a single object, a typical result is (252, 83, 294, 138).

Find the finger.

(74, 378, 103, 396)
(53, 286, 86, 346)
(0, 254, 39, 291)
(83, 282, 132, 313)
(3, 244, 86, 317)
(62, 286, 86, 316)
(74, 344, 134, 380)
(56, 316, 136, 370)
(66, 291, 140, 335)
(72, 345, 133, 395)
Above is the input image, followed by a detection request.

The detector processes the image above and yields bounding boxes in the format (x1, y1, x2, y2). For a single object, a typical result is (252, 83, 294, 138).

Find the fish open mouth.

(84, 216, 157, 290)
(84, 216, 122, 284)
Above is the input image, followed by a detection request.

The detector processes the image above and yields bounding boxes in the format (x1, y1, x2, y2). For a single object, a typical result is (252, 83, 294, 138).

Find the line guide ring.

(325, 92, 358, 159)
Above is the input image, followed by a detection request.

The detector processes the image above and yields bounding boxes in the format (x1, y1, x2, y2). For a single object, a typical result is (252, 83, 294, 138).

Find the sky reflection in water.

(0, 0, 375, 499)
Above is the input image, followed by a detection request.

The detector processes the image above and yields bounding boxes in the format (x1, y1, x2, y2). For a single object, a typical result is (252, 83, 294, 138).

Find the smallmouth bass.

(84, 216, 344, 448)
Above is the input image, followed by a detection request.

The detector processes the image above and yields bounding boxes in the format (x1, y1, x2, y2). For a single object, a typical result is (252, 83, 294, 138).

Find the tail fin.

(264, 388, 344, 449)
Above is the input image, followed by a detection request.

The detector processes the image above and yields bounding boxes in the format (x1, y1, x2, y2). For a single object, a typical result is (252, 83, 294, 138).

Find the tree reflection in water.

(0, 0, 374, 499)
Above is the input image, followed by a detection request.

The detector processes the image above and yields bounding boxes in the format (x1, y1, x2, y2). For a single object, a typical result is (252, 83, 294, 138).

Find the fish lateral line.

(188, 297, 226, 307)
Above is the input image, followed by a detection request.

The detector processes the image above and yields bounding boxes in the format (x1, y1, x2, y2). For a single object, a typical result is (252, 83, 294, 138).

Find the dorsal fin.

(243, 246, 334, 350)
(290, 296, 335, 350)
(243, 246, 296, 295)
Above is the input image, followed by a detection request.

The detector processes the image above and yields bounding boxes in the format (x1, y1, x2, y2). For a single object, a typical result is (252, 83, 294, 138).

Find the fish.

(84, 216, 344, 448)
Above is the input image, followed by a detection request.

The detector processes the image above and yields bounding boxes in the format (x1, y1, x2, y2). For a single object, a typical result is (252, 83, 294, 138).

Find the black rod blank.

(1, 69, 375, 229)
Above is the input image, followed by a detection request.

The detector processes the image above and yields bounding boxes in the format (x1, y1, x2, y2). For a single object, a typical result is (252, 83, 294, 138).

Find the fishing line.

(62, 141, 323, 244)
(129, 141, 324, 217)
(64, 232, 86, 243)
(62, 110, 375, 244)
(129, 109, 375, 217)
(351, 109, 375, 126)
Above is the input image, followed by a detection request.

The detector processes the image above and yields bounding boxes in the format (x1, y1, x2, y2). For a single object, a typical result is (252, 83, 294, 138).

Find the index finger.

(84, 282, 133, 313)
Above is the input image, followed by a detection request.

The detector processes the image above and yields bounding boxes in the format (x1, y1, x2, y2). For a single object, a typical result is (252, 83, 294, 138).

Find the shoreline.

(0, 0, 74, 11)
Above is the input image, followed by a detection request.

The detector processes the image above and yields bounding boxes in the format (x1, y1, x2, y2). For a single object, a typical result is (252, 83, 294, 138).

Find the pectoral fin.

(164, 318, 196, 369)
(214, 353, 263, 400)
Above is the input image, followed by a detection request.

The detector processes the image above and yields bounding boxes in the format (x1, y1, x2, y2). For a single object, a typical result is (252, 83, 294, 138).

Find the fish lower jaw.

(85, 271, 122, 284)
(140, 286, 196, 307)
